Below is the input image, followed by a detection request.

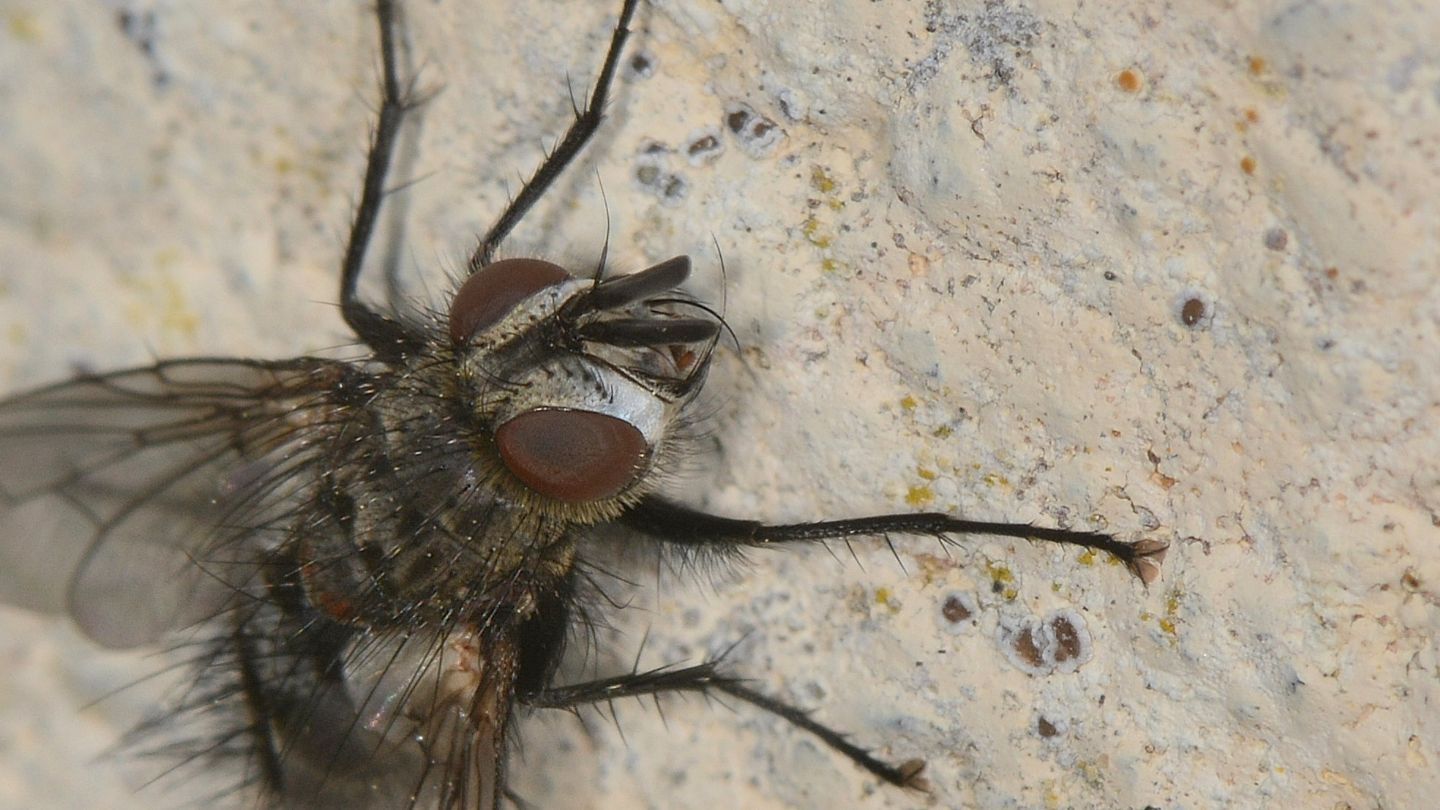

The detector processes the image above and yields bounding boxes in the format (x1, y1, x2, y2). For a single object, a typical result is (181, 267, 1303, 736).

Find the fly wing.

(0, 357, 351, 648)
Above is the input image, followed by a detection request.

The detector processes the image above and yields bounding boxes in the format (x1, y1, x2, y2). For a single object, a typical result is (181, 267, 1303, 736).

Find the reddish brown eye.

(448, 258, 571, 343)
(496, 409, 647, 502)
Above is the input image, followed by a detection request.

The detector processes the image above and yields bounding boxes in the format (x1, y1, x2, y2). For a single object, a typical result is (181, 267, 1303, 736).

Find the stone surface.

(1, 1, 1436, 808)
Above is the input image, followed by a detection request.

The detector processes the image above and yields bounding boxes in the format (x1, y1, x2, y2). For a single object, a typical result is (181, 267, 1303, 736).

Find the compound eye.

(449, 258, 571, 343)
(496, 409, 648, 502)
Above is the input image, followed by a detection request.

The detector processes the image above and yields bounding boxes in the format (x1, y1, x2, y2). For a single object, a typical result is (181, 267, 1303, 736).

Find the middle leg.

(521, 659, 927, 789)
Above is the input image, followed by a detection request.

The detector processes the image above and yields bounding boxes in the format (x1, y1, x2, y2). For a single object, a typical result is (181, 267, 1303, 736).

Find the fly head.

(444, 254, 720, 524)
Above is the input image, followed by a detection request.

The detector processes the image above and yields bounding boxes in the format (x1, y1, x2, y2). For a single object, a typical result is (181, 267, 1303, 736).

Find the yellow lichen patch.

(1075, 757, 1108, 789)
(125, 261, 199, 341)
(810, 165, 844, 211)
(7, 11, 40, 42)
(800, 215, 831, 248)
(1042, 780, 1062, 809)
(981, 471, 1010, 488)
(1140, 591, 1182, 639)
(873, 587, 900, 613)
(905, 484, 934, 507)
(1077, 548, 1097, 565)
(810, 165, 836, 193)
(916, 466, 937, 481)
(157, 273, 199, 339)
(900, 394, 918, 411)
(986, 562, 1015, 587)
(1158, 589, 1182, 637)
(931, 425, 953, 438)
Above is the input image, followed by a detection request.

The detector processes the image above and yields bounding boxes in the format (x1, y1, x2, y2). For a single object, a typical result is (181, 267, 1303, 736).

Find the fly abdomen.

(230, 580, 522, 810)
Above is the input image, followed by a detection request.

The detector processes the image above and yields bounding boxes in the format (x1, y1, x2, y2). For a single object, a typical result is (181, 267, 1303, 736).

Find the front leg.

(619, 496, 1168, 583)
(339, 0, 428, 360)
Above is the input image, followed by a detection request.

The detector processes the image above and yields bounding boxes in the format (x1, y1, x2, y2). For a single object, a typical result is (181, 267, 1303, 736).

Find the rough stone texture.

(1, 1, 1436, 808)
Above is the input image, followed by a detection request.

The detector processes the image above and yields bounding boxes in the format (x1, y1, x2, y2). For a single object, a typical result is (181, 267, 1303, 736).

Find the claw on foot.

(897, 758, 929, 791)
(1124, 538, 1170, 584)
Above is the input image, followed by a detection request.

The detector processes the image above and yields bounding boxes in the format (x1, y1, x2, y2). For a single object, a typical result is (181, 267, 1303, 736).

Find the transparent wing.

(0, 357, 349, 648)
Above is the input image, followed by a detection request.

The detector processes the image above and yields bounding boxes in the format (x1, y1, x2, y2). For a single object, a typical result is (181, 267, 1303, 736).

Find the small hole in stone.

(940, 592, 977, 629)
(1180, 297, 1207, 326)
(1049, 617, 1083, 663)
(684, 128, 725, 165)
(661, 175, 687, 199)
(1042, 609, 1093, 673)
(1012, 626, 1046, 668)
(725, 103, 783, 157)
(627, 51, 655, 79)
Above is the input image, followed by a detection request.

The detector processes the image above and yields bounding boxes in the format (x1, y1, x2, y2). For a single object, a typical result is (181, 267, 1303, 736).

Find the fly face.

(0, 1, 1166, 808)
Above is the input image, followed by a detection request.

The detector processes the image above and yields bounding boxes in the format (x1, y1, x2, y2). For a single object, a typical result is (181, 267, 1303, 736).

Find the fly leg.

(620, 496, 1168, 583)
(340, 0, 427, 360)
(521, 661, 927, 789)
(470, 0, 642, 269)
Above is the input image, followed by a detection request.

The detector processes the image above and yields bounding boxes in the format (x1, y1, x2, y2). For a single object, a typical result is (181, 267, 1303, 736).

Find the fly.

(0, 1, 1166, 808)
